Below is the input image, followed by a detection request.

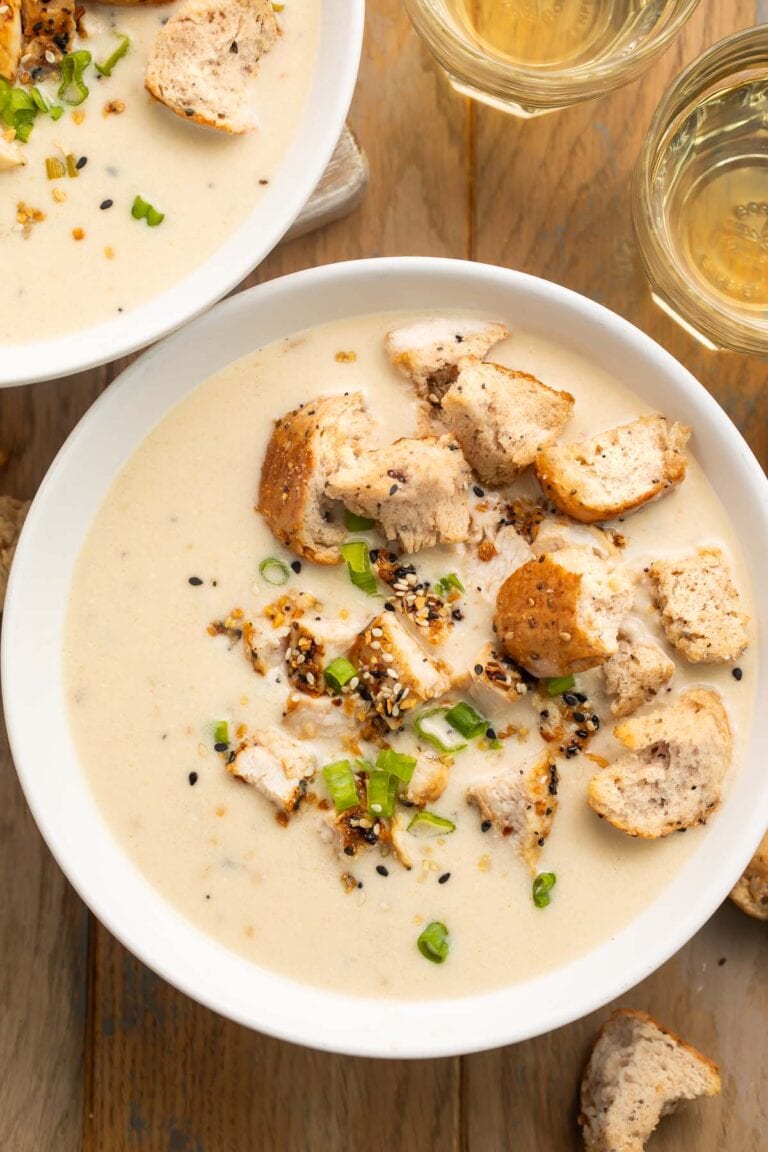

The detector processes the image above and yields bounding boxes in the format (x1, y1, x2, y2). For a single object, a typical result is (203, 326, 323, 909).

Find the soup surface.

(1, 1, 319, 345)
(64, 311, 756, 1000)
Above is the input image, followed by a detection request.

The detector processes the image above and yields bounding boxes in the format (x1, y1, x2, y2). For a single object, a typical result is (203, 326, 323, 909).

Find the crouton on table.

(386, 316, 509, 402)
(730, 831, 768, 921)
(648, 547, 748, 663)
(0, 495, 29, 611)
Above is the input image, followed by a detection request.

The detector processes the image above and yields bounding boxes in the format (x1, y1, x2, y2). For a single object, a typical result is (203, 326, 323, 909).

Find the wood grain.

(1, 2, 766, 1151)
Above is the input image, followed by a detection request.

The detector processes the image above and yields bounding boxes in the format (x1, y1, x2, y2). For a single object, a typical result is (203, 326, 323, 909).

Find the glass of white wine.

(403, 0, 700, 117)
(633, 26, 768, 354)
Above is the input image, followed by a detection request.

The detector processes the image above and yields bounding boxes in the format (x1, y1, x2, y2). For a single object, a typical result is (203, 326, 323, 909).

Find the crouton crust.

(0, 495, 29, 611)
(729, 831, 768, 921)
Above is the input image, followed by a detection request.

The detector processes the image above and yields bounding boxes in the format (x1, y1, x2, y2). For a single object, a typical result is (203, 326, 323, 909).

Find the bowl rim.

(0, 0, 365, 389)
(4, 256, 768, 1059)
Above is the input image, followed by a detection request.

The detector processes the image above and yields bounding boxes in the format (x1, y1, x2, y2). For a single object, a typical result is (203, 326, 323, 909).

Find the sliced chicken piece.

(460, 523, 533, 604)
(282, 692, 364, 741)
(466, 751, 558, 874)
(349, 611, 451, 729)
(532, 515, 621, 560)
(375, 552, 457, 646)
(405, 758, 450, 807)
(19, 0, 76, 74)
(0, 0, 22, 82)
(285, 611, 360, 697)
(386, 315, 509, 403)
(469, 643, 531, 711)
(228, 728, 316, 813)
(145, 0, 277, 133)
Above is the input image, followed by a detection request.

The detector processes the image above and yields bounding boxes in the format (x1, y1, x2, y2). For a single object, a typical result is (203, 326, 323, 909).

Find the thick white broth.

(64, 311, 756, 1000)
(1, 1, 319, 344)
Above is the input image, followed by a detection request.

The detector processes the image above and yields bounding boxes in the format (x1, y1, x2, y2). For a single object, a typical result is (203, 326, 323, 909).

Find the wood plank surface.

(1, 1, 766, 1150)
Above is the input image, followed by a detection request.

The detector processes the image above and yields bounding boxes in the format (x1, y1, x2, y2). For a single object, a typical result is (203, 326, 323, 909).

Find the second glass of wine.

(403, 0, 700, 118)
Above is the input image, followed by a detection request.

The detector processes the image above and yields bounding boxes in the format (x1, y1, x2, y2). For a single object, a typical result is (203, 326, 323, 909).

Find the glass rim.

(633, 24, 768, 354)
(403, 0, 701, 105)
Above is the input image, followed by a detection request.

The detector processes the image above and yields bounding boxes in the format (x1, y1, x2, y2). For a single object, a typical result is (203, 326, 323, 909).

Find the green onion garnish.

(355, 758, 375, 774)
(0, 82, 38, 141)
(366, 769, 398, 818)
(532, 872, 557, 908)
(340, 540, 378, 596)
(375, 747, 417, 783)
(49, 105, 64, 121)
(29, 87, 48, 112)
(445, 701, 488, 740)
(58, 50, 92, 106)
(65, 153, 79, 178)
(258, 557, 290, 586)
(324, 657, 357, 693)
(436, 572, 465, 597)
(407, 811, 456, 837)
(46, 157, 65, 180)
(131, 195, 165, 227)
(545, 674, 576, 696)
(212, 720, 229, 746)
(413, 707, 467, 754)
(95, 32, 130, 77)
(417, 921, 450, 964)
(323, 760, 359, 813)
(344, 509, 375, 532)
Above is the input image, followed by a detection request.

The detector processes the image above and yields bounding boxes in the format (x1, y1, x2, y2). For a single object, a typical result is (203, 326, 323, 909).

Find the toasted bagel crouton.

(440, 357, 574, 485)
(603, 638, 675, 718)
(228, 728, 316, 812)
(579, 1009, 720, 1152)
(536, 415, 690, 523)
(145, 0, 277, 133)
(0, 0, 21, 82)
(730, 831, 768, 921)
(349, 612, 450, 729)
(0, 494, 29, 610)
(466, 751, 558, 874)
(258, 393, 374, 565)
(648, 547, 748, 663)
(588, 689, 732, 838)
(495, 546, 634, 678)
(326, 434, 471, 554)
(386, 316, 509, 402)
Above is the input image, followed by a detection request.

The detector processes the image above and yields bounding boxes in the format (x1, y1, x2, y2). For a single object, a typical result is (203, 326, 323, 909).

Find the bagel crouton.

(326, 434, 471, 554)
(228, 728, 316, 812)
(588, 688, 732, 838)
(386, 316, 509, 403)
(145, 0, 277, 133)
(579, 1009, 720, 1152)
(730, 831, 768, 921)
(0, 0, 21, 82)
(440, 357, 574, 485)
(466, 751, 558, 874)
(0, 494, 29, 610)
(536, 415, 690, 523)
(258, 393, 374, 565)
(603, 638, 675, 718)
(495, 546, 634, 678)
(349, 611, 450, 728)
(648, 547, 748, 663)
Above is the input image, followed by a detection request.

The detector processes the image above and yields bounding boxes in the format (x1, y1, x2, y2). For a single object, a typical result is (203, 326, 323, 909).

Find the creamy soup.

(64, 312, 756, 1000)
(1, 1, 319, 345)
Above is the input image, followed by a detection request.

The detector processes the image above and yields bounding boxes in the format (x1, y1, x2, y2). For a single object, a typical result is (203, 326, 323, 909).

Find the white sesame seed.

(382, 652, 394, 663)
(45, 49, 56, 63)
(371, 627, 383, 637)
(387, 668, 398, 679)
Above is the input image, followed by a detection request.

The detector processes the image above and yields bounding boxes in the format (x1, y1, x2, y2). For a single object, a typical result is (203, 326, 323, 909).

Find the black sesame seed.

(357, 881, 363, 889)
(188, 771, 198, 786)
(565, 744, 580, 758)
(99, 199, 113, 210)
(383, 602, 396, 612)
(718, 956, 727, 966)
(473, 485, 485, 498)
(486, 727, 497, 741)
(573, 710, 586, 723)
(732, 667, 743, 681)
(226, 751, 236, 765)
(575, 692, 588, 703)
(214, 741, 228, 753)
(229, 39, 238, 52)
(188, 576, 203, 586)
(481, 819, 492, 832)
(75, 155, 87, 169)
(343, 845, 355, 856)
(563, 692, 578, 706)
(389, 484, 398, 495)
(376, 864, 389, 877)
(290, 560, 302, 574)
(438, 872, 451, 884)
(591, 714, 600, 729)
(575, 728, 589, 740)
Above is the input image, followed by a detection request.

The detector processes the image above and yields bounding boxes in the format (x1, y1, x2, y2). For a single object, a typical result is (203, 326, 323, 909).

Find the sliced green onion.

(95, 32, 130, 77)
(58, 50, 92, 106)
(323, 760, 359, 813)
(445, 700, 488, 740)
(46, 156, 65, 180)
(258, 557, 290, 586)
(65, 153, 79, 178)
(355, 758, 375, 774)
(0, 80, 40, 140)
(413, 707, 467, 754)
(545, 674, 576, 697)
(366, 769, 398, 818)
(14, 114, 34, 143)
(29, 87, 48, 112)
(324, 657, 357, 693)
(532, 872, 557, 908)
(407, 811, 456, 838)
(212, 720, 229, 746)
(340, 540, 378, 596)
(344, 509, 375, 532)
(417, 921, 450, 964)
(436, 572, 465, 596)
(49, 105, 64, 121)
(131, 195, 165, 227)
(375, 747, 417, 783)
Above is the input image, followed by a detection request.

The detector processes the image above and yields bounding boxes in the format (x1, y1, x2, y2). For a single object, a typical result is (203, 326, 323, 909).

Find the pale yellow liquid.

(655, 77, 768, 315)
(447, 0, 669, 70)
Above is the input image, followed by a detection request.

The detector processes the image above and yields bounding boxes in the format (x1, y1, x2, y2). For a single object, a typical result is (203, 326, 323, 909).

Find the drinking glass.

(633, 26, 768, 354)
(403, 0, 700, 118)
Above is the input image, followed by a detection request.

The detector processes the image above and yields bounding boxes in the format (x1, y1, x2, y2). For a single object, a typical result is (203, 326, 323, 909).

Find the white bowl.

(4, 258, 768, 1058)
(0, 1, 364, 389)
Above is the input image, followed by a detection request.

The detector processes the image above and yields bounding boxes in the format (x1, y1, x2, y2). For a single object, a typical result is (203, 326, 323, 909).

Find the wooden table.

(1, 3, 766, 1149)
